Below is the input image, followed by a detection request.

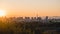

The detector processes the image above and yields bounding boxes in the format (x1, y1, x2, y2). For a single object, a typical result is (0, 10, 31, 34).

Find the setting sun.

(0, 10, 6, 17)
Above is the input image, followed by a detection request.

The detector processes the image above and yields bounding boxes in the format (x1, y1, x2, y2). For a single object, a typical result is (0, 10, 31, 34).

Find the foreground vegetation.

(0, 19, 60, 34)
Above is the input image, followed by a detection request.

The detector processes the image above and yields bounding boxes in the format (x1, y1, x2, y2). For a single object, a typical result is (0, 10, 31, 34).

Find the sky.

(0, 0, 60, 17)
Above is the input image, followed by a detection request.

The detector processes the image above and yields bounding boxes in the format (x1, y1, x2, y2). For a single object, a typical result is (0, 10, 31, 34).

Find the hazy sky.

(0, 0, 60, 17)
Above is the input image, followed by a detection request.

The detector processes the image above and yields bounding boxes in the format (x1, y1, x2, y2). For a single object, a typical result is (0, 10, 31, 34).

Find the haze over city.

(0, 0, 60, 34)
(0, 0, 60, 17)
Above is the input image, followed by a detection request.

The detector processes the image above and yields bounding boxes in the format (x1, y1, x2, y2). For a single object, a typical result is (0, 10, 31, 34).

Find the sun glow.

(0, 10, 6, 17)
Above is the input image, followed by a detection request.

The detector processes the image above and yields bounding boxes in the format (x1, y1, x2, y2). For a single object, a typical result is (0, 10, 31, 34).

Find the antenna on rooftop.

(34, 8, 39, 17)
(36, 8, 38, 18)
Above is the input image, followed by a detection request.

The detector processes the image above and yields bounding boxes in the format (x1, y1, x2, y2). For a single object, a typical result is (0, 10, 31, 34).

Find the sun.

(0, 10, 6, 17)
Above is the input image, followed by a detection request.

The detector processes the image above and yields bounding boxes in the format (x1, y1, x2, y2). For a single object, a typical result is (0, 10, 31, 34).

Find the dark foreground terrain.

(0, 21, 60, 34)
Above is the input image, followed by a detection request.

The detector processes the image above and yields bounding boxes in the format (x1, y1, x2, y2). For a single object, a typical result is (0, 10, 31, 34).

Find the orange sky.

(0, 0, 60, 17)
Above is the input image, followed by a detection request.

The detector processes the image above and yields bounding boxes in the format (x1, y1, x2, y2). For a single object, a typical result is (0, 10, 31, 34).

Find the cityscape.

(0, 0, 60, 34)
(0, 16, 60, 34)
(0, 16, 60, 23)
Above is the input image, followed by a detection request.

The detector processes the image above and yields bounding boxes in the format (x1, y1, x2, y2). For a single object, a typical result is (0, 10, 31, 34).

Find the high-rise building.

(45, 16, 48, 20)
(31, 17, 34, 20)
(34, 17, 37, 20)
(24, 17, 31, 22)
(25, 17, 30, 19)
(37, 17, 41, 20)
(43, 16, 49, 23)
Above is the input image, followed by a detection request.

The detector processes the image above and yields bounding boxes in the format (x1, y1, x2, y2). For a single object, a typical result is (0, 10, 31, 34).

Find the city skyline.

(0, 0, 60, 17)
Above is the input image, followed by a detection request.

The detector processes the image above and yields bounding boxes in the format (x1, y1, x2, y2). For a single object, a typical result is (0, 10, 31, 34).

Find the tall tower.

(36, 11, 38, 18)
(36, 9, 38, 18)
(35, 8, 38, 18)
